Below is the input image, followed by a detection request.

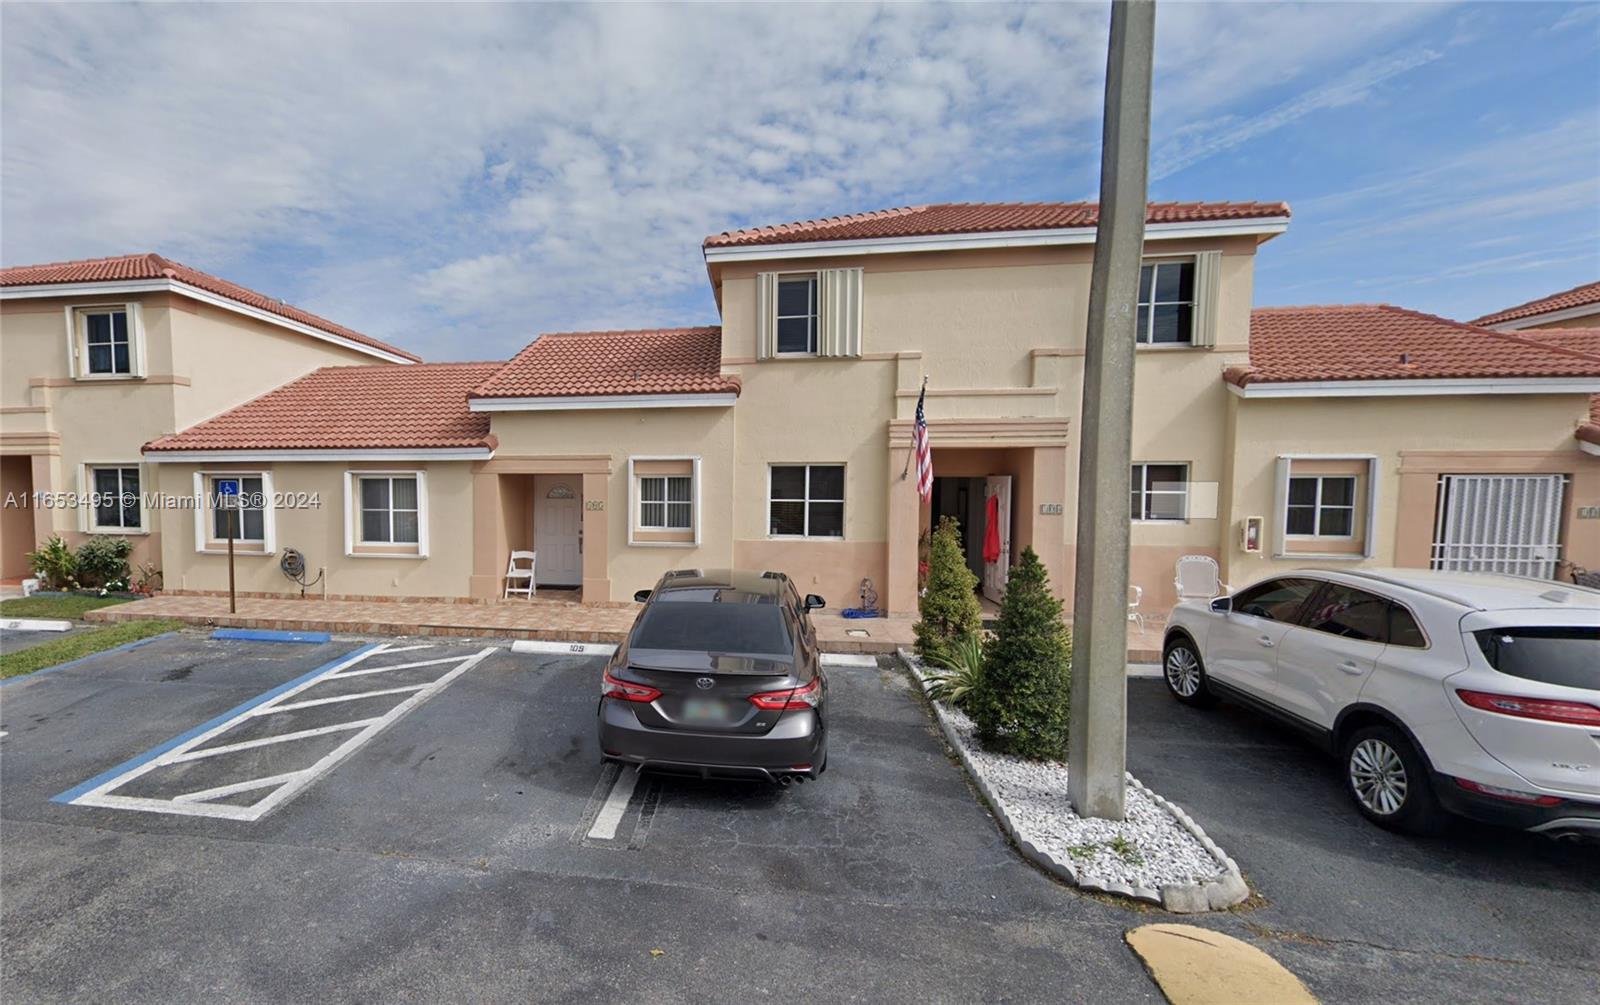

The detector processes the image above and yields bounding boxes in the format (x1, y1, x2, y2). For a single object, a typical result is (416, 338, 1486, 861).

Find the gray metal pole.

(1068, 0, 1156, 821)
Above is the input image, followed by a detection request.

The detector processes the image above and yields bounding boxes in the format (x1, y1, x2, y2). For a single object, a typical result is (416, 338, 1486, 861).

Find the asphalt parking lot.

(1, 633, 1595, 1003)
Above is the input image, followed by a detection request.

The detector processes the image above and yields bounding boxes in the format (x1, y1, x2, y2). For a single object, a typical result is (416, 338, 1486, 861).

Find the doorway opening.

(929, 472, 1013, 605)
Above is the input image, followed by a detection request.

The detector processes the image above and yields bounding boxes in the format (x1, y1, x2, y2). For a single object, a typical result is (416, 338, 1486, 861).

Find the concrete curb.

(0, 618, 73, 633)
(898, 647, 1248, 913)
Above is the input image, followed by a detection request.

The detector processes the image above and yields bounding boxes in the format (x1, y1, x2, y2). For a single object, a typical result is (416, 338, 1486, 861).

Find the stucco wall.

(1221, 393, 1599, 592)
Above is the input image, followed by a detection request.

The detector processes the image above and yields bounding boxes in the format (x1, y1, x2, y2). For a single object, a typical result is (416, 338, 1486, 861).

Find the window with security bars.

(639, 475, 693, 529)
(769, 464, 844, 537)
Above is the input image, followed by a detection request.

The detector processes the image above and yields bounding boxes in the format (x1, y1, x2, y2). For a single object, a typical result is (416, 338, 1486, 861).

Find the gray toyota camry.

(596, 568, 828, 784)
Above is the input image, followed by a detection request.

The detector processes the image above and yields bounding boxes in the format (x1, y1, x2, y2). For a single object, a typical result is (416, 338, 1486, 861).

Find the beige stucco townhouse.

(0, 253, 418, 583)
(118, 204, 1600, 615)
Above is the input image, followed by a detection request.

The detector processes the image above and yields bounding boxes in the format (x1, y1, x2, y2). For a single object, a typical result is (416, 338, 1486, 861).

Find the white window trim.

(192, 471, 276, 555)
(343, 470, 429, 558)
(82, 462, 148, 535)
(65, 302, 146, 380)
(1285, 475, 1358, 539)
(766, 463, 846, 539)
(1131, 461, 1190, 523)
(1136, 257, 1195, 346)
(1271, 455, 1379, 560)
(774, 272, 821, 356)
(627, 456, 701, 547)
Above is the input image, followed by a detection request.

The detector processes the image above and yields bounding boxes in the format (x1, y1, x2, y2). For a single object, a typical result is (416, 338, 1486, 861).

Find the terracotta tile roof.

(1470, 280, 1600, 327)
(703, 201, 1290, 248)
(0, 252, 420, 362)
(145, 362, 501, 452)
(1227, 305, 1600, 386)
(471, 326, 739, 399)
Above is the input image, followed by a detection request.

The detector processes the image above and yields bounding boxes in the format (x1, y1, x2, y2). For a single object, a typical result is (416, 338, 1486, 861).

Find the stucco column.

(30, 454, 55, 548)
(581, 470, 611, 604)
(886, 443, 921, 614)
(469, 469, 505, 599)
(1031, 445, 1069, 603)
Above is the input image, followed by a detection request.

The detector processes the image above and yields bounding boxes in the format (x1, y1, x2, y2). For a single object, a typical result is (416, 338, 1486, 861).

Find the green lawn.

(0, 619, 186, 680)
(0, 594, 135, 620)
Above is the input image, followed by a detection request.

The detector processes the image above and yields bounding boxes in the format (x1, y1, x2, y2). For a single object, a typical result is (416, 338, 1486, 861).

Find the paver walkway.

(87, 592, 1166, 660)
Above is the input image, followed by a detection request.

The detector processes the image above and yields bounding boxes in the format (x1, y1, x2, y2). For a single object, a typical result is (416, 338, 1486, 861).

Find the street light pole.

(1068, 0, 1156, 821)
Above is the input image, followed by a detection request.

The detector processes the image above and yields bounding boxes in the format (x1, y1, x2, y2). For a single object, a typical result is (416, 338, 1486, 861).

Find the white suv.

(1162, 568, 1600, 837)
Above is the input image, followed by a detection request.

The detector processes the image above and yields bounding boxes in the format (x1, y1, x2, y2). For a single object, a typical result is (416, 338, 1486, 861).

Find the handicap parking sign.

(215, 479, 240, 497)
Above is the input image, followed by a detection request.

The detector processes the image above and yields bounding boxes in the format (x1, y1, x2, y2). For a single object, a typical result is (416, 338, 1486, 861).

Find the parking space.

(4, 631, 1596, 1003)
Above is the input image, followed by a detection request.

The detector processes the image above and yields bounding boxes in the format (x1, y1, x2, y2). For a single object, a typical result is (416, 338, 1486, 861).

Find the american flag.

(912, 380, 933, 501)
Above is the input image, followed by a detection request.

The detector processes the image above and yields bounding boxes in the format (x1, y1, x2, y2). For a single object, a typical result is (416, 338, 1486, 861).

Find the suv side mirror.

(1209, 596, 1232, 614)
(633, 589, 652, 603)
(803, 594, 826, 611)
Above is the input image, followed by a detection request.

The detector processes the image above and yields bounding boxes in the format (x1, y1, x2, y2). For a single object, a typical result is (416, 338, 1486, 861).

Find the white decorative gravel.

(902, 651, 1246, 910)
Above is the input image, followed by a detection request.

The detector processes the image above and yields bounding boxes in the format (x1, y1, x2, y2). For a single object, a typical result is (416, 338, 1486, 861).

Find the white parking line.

(586, 765, 641, 840)
(65, 644, 496, 820)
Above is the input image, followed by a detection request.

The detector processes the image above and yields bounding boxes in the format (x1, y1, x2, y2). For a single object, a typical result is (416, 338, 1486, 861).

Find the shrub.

(27, 535, 77, 590)
(926, 631, 985, 711)
(75, 535, 134, 592)
(913, 515, 981, 661)
(969, 546, 1072, 761)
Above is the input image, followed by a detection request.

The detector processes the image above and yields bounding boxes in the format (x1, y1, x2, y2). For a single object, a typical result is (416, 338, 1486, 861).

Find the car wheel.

(1342, 724, 1448, 835)
(1162, 637, 1218, 707)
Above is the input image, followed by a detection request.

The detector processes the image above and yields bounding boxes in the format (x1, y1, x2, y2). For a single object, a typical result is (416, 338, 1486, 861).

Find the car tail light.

(749, 677, 821, 711)
(601, 670, 661, 703)
(1455, 689, 1600, 727)
(1452, 777, 1564, 807)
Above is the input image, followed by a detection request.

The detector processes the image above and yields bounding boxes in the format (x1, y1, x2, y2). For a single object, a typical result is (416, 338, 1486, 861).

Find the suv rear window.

(631, 601, 792, 657)
(1474, 627, 1599, 690)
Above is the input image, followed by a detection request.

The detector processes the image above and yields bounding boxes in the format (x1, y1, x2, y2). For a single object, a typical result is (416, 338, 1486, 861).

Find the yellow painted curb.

(1125, 924, 1318, 1005)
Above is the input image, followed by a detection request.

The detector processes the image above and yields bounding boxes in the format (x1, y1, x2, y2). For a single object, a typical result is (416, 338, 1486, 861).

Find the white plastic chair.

(1174, 555, 1227, 601)
(503, 550, 537, 600)
(1127, 584, 1145, 632)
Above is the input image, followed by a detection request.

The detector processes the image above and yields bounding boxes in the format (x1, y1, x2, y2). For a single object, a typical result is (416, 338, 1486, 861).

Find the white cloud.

(2, 1, 1453, 359)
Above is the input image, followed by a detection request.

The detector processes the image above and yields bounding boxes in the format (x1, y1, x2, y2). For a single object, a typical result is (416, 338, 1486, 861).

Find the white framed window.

(67, 303, 145, 378)
(1136, 259, 1195, 345)
(639, 475, 692, 530)
(87, 465, 142, 532)
(1130, 463, 1189, 521)
(343, 471, 428, 557)
(1287, 475, 1356, 537)
(769, 464, 844, 538)
(775, 274, 819, 354)
(194, 472, 274, 553)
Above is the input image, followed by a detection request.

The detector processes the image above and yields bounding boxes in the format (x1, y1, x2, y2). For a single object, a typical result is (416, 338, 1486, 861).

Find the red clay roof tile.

(1470, 280, 1600, 327)
(471, 326, 738, 399)
(703, 201, 1290, 248)
(1229, 305, 1600, 386)
(144, 362, 500, 452)
(0, 252, 419, 362)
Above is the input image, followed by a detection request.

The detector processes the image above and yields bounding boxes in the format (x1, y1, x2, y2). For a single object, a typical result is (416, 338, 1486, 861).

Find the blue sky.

(3, 2, 1596, 361)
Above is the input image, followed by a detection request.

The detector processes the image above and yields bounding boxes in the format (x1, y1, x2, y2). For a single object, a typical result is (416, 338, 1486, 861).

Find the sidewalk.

(86, 593, 1164, 660)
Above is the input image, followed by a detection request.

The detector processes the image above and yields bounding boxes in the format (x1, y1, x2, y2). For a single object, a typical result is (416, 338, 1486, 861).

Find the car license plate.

(683, 698, 728, 723)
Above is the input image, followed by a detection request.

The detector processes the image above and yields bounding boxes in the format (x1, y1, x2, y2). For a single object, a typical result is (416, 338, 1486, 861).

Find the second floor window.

(82, 308, 132, 374)
(776, 275, 818, 354)
(1137, 260, 1195, 345)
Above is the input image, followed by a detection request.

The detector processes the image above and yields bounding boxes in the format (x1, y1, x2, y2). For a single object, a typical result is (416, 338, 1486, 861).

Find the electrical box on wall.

(1241, 516, 1263, 554)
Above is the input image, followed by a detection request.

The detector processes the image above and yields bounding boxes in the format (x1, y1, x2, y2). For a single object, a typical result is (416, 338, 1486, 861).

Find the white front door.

(982, 475, 1012, 604)
(534, 475, 582, 586)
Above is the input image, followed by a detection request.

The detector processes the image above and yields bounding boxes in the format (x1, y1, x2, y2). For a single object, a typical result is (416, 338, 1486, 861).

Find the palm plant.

(925, 631, 985, 710)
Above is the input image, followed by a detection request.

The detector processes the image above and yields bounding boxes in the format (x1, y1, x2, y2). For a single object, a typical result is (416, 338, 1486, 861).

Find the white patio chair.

(1174, 554, 1227, 601)
(503, 550, 537, 600)
(1127, 584, 1145, 632)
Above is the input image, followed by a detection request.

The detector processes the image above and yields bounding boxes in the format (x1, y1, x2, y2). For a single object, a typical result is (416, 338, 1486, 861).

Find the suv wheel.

(1162, 638, 1218, 707)
(1342, 724, 1447, 835)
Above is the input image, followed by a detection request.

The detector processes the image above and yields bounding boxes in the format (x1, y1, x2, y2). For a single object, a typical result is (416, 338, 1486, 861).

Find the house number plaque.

(585, 500, 605, 511)
(1039, 503, 1064, 515)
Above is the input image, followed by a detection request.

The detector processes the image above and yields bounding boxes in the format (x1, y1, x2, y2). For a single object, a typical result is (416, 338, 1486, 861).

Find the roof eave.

(467, 392, 739, 412)
(1226, 376, 1600, 399)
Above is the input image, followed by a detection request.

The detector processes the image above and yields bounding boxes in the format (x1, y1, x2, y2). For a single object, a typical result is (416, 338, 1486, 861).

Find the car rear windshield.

(1473, 627, 1600, 690)
(631, 601, 792, 657)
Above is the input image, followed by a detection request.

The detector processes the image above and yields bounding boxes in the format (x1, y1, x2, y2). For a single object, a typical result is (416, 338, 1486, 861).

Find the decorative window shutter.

(755, 272, 779, 360)
(817, 268, 863, 357)
(1191, 251, 1222, 348)
(1362, 458, 1380, 559)
(1271, 456, 1291, 558)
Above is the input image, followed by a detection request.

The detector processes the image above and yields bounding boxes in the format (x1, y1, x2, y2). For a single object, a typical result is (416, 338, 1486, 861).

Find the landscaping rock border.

(899, 648, 1248, 913)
